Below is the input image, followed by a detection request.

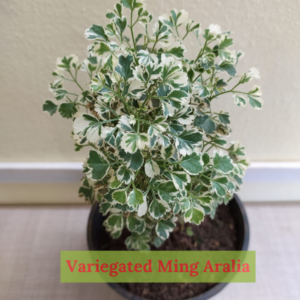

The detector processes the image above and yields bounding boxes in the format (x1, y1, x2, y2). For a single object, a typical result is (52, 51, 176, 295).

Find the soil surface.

(101, 204, 238, 300)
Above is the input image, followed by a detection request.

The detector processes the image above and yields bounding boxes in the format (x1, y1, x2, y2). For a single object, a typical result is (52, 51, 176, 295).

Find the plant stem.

(76, 103, 88, 108)
(151, 38, 158, 52)
(88, 143, 98, 150)
(201, 174, 212, 181)
(101, 118, 120, 125)
(175, 26, 180, 38)
(58, 76, 73, 82)
(137, 119, 140, 133)
(195, 40, 208, 62)
(130, 9, 137, 53)
(141, 81, 165, 109)
(100, 104, 119, 117)
(182, 31, 189, 41)
(204, 141, 229, 152)
(68, 69, 84, 91)
(204, 145, 214, 152)
(210, 68, 215, 84)
(210, 82, 241, 100)
(192, 73, 202, 83)
(110, 161, 121, 166)
(104, 85, 132, 114)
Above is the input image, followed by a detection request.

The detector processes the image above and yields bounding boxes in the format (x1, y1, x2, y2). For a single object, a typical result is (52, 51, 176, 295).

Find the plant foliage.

(43, 0, 263, 250)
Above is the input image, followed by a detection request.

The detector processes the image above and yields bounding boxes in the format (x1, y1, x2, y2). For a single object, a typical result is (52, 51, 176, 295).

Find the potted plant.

(43, 0, 262, 299)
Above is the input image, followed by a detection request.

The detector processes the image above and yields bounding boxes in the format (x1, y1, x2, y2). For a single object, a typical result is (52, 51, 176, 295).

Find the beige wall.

(1, 0, 299, 162)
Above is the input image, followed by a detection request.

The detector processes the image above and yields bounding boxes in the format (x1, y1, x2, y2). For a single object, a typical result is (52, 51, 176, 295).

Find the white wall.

(1, 0, 300, 162)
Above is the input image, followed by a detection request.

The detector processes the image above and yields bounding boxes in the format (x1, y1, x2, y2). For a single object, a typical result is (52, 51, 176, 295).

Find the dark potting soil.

(102, 204, 238, 300)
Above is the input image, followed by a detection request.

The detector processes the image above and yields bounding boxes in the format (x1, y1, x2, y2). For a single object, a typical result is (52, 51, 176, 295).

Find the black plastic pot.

(87, 194, 249, 300)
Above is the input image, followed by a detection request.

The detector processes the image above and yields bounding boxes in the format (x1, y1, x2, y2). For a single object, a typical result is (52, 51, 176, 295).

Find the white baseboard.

(0, 162, 299, 204)
(238, 162, 300, 202)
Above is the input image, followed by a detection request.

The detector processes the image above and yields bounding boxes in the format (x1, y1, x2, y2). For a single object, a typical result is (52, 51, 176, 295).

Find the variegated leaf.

(87, 150, 110, 180)
(145, 159, 160, 178)
(155, 217, 177, 240)
(116, 165, 134, 184)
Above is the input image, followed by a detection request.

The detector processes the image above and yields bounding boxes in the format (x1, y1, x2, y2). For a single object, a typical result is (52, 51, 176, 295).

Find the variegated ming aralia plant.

(43, 0, 263, 250)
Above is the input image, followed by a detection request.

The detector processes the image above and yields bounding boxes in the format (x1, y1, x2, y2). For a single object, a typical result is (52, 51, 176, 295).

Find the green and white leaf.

(248, 88, 263, 110)
(137, 50, 158, 65)
(194, 115, 216, 134)
(120, 133, 150, 153)
(211, 177, 228, 197)
(115, 16, 127, 33)
(165, 171, 190, 190)
(126, 215, 146, 234)
(104, 214, 124, 238)
(179, 198, 190, 212)
(216, 61, 236, 76)
(85, 25, 109, 41)
(172, 129, 202, 156)
(184, 202, 205, 225)
(179, 153, 203, 175)
(149, 197, 171, 219)
(164, 43, 186, 58)
(152, 234, 165, 248)
(160, 55, 188, 87)
(87, 150, 110, 180)
(218, 113, 230, 125)
(94, 42, 111, 56)
(116, 165, 134, 184)
(137, 195, 148, 217)
(100, 201, 112, 216)
(110, 180, 122, 189)
(107, 214, 124, 229)
(128, 188, 144, 209)
(161, 144, 175, 159)
(202, 153, 210, 166)
(155, 217, 177, 240)
(56, 55, 79, 70)
(148, 117, 168, 136)
(112, 189, 127, 204)
(145, 159, 160, 178)
(213, 153, 234, 174)
(118, 149, 144, 171)
(73, 114, 102, 144)
(115, 55, 134, 82)
(78, 177, 94, 202)
(155, 180, 177, 203)
(125, 233, 150, 251)
(118, 115, 134, 132)
(59, 103, 77, 119)
(43, 100, 57, 116)
(174, 106, 194, 125)
(90, 74, 105, 92)
(233, 94, 247, 107)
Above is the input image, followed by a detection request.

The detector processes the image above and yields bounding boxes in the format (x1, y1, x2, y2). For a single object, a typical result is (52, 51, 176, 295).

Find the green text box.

(61, 251, 255, 283)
